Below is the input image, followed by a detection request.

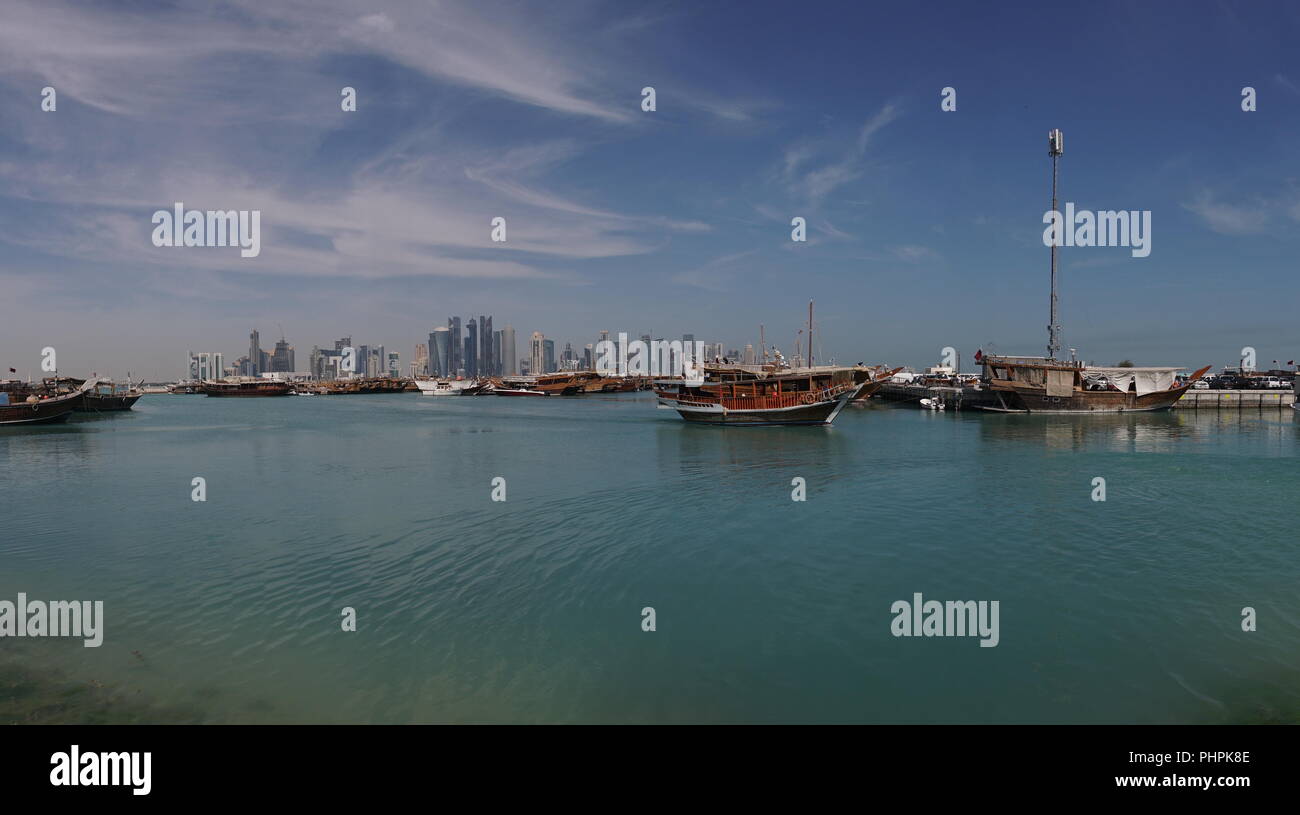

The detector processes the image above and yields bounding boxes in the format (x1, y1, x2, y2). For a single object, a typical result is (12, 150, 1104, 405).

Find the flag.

(7, 368, 14, 373)
(974, 349, 983, 362)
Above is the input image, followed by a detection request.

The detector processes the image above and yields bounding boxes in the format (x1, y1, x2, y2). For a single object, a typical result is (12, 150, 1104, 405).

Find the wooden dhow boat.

(950, 129, 1211, 414)
(201, 379, 293, 397)
(493, 376, 548, 397)
(413, 378, 471, 396)
(73, 378, 143, 411)
(655, 366, 869, 426)
(0, 379, 96, 426)
(966, 355, 1211, 413)
(10, 376, 144, 412)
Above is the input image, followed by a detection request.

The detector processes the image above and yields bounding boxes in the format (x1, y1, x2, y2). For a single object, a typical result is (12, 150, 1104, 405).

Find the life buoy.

(801, 391, 816, 404)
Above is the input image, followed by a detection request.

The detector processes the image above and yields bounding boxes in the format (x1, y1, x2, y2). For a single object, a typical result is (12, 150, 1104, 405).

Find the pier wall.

(1173, 389, 1295, 409)
(876, 383, 1296, 410)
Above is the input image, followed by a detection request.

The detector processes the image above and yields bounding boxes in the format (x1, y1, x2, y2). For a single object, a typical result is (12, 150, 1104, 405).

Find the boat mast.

(807, 300, 814, 369)
(1047, 128, 1063, 360)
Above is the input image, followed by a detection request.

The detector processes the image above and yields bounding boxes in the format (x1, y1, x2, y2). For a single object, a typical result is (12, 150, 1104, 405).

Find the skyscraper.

(248, 329, 261, 376)
(483, 316, 494, 375)
(501, 325, 517, 375)
(448, 316, 462, 375)
(530, 332, 545, 376)
(414, 343, 428, 376)
(272, 338, 294, 372)
(190, 352, 224, 381)
(466, 320, 478, 377)
(431, 327, 451, 377)
(543, 338, 555, 373)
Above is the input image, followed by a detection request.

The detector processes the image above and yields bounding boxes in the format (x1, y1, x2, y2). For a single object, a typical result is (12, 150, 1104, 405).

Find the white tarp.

(1084, 367, 1178, 395)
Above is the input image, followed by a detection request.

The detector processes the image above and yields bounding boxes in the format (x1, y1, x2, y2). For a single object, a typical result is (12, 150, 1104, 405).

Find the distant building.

(430, 327, 451, 377)
(272, 338, 294, 372)
(743, 344, 755, 365)
(501, 325, 517, 375)
(448, 317, 462, 376)
(248, 329, 261, 376)
(530, 332, 545, 376)
(543, 338, 556, 373)
(465, 320, 478, 377)
(189, 351, 224, 381)
(483, 316, 494, 375)
(414, 343, 428, 376)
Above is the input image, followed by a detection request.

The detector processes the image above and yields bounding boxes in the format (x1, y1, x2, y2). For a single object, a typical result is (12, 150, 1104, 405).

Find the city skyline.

(179, 317, 758, 381)
(2, 1, 1299, 380)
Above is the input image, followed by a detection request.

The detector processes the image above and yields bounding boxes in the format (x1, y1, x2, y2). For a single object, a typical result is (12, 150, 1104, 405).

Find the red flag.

(974, 349, 983, 362)
(7, 368, 14, 373)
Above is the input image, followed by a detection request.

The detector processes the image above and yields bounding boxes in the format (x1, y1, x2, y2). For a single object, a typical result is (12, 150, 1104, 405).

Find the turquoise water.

(1, 393, 1297, 723)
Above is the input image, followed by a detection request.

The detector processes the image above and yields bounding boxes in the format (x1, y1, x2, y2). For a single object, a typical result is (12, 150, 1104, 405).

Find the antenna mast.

(1047, 129, 1063, 360)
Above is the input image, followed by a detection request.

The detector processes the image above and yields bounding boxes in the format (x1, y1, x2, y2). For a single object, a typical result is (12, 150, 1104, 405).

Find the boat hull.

(414, 380, 469, 396)
(663, 388, 860, 426)
(75, 393, 142, 411)
(202, 382, 293, 397)
(969, 383, 1195, 413)
(0, 393, 81, 425)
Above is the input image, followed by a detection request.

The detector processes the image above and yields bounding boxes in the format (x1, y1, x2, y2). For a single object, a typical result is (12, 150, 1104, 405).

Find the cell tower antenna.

(1047, 128, 1063, 360)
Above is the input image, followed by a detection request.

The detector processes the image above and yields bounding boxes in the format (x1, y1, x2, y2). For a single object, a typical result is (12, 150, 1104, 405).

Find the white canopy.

(1084, 367, 1180, 395)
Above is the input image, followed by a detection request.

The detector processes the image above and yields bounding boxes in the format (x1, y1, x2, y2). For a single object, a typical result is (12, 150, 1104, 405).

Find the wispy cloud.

(890, 245, 939, 263)
(775, 103, 900, 208)
(1181, 190, 1271, 235)
(0, 0, 723, 288)
(1274, 73, 1300, 96)
(670, 250, 760, 292)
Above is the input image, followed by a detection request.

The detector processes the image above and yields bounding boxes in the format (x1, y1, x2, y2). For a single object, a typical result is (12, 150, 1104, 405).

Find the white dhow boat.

(414, 378, 471, 396)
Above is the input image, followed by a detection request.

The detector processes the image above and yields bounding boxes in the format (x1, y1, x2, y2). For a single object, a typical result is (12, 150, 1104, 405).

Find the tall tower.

(530, 332, 545, 376)
(248, 329, 261, 376)
(448, 316, 462, 375)
(502, 325, 517, 375)
(1047, 128, 1063, 360)
(431, 327, 451, 377)
(470, 322, 486, 379)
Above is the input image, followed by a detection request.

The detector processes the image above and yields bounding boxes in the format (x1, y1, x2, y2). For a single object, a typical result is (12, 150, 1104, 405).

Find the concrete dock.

(876, 382, 1296, 410)
(1173, 389, 1294, 409)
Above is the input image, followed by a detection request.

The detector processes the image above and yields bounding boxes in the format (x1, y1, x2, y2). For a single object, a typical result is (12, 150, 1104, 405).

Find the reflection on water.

(1, 395, 1297, 723)
(972, 408, 1300, 455)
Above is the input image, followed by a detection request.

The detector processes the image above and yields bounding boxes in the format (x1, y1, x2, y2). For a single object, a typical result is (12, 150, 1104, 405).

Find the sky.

(1, 0, 1298, 380)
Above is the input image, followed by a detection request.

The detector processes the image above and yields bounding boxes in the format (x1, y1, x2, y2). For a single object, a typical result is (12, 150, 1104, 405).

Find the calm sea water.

(2, 393, 1297, 723)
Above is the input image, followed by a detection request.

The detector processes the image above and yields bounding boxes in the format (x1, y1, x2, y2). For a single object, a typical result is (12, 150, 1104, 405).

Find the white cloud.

(775, 103, 900, 207)
(1181, 191, 1270, 235)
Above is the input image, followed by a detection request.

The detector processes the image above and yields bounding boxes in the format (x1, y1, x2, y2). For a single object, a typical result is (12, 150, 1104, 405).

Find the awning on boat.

(1084, 367, 1180, 395)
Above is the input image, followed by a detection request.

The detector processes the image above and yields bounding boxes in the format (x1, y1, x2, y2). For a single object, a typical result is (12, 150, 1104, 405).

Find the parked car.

(1192, 379, 1210, 390)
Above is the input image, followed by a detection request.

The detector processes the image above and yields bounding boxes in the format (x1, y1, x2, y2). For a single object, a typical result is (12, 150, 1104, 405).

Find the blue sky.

(1, 0, 1298, 379)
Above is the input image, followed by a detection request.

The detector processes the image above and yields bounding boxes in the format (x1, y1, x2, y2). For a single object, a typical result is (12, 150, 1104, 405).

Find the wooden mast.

(807, 300, 814, 370)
